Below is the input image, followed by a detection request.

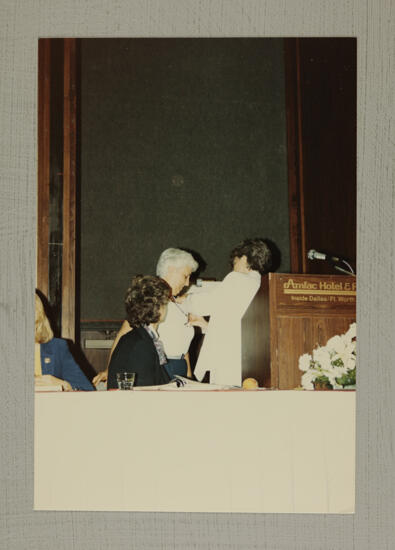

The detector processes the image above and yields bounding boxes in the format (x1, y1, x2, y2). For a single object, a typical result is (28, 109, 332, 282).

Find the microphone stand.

(307, 249, 356, 276)
(329, 257, 356, 276)
(333, 263, 356, 276)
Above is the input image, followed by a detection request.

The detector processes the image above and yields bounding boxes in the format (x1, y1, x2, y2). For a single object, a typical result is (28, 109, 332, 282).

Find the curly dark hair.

(229, 238, 272, 275)
(125, 275, 171, 328)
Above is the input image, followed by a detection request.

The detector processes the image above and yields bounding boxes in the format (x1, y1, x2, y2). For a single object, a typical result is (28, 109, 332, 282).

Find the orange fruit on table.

(242, 377, 259, 390)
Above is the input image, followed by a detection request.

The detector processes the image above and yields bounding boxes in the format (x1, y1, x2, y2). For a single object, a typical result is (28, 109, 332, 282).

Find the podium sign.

(241, 273, 356, 389)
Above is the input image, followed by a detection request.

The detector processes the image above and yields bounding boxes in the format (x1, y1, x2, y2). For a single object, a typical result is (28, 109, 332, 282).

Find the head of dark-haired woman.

(125, 275, 171, 329)
(229, 238, 272, 275)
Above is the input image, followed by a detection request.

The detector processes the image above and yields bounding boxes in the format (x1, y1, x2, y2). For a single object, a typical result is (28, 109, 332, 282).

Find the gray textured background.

(1, 1, 394, 549)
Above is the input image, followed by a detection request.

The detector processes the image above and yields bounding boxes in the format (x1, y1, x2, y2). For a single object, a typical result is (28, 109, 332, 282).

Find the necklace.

(170, 296, 189, 323)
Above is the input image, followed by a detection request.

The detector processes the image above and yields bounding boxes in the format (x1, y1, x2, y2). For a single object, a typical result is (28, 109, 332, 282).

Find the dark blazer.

(107, 326, 171, 389)
(40, 338, 94, 391)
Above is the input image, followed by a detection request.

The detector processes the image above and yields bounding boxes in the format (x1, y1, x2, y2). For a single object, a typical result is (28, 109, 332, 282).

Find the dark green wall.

(80, 38, 289, 320)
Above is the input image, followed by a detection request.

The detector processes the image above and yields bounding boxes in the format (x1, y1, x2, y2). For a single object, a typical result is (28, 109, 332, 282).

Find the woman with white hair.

(93, 247, 202, 386)
(35, 292, 94, 391)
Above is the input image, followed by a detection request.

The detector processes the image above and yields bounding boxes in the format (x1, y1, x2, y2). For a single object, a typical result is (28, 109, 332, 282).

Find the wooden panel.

(80, 330, 114, 374)
(268, 273, 356, 389)
(284, 38, 305, 274)
(276, 315, 355, 389)
(284, 38, 356, 275)
(276, 316, 312, 389)
(61, 39, 77, 340)
(272, 273, 356, 312)
(46, 39, 65, 335)
(37, 39, 51, 296)
(37, 39, 64, 335)
(79, 321, 124, 374)
(241, 273, 356, 389)
(310, 316, 355, 349)
(299, 38, 356, 273)
(241, 277, 271, 387)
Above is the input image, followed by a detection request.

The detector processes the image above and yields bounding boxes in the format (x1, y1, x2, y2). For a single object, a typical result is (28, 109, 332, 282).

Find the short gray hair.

(156, 248, 198, 278)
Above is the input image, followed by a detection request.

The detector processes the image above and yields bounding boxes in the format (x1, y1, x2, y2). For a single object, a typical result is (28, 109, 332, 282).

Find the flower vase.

(313, 380, 333, 391)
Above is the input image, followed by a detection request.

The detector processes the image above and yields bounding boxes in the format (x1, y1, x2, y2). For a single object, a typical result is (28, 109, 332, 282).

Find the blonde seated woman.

(35, 293, 94, 391)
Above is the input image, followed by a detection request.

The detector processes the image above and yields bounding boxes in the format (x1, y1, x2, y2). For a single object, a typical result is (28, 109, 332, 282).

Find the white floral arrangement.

(298, 322, 356, 390)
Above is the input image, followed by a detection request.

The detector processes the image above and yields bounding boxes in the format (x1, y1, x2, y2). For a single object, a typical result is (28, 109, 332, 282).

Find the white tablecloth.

(34, 390, 355, 513)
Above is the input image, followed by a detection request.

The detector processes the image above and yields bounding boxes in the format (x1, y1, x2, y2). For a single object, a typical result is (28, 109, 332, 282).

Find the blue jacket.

(40, 338, 94, 391)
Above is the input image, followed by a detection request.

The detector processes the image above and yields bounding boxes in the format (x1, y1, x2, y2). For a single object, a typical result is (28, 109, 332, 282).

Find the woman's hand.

(187, 314, 209, 331)
(92, 369, 108, 387)
(35, 374, 73, 391)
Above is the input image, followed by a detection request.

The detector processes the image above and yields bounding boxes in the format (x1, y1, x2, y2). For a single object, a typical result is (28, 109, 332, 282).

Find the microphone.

(307, 249, 341, 263)
(307, 249, 355, 275)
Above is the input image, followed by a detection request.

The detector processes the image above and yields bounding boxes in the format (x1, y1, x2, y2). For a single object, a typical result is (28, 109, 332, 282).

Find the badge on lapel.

(44, 357, 51, 363)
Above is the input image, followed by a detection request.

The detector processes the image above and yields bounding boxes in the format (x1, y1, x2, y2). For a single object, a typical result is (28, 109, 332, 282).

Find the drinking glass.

(116, 372, 136, 390)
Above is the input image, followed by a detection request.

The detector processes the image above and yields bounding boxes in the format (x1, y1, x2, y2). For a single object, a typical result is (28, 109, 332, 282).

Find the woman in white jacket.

(186, 238, 272, 386)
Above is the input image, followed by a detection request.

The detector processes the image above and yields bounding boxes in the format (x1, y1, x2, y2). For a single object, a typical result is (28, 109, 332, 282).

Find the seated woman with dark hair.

(35, 293, 94, 391)
(93, 247, 201, 387)
(107, 275, 172, 389)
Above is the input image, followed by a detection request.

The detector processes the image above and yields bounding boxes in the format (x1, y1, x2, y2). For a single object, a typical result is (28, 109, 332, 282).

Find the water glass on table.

(116, 372, 136, 390)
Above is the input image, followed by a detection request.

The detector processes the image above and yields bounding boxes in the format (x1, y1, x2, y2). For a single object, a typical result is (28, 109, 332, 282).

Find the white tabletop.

(35, 389, 355, 513)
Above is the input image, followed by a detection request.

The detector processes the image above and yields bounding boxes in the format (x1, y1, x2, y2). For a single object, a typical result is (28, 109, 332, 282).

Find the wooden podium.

(241, 273, 356, 389)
